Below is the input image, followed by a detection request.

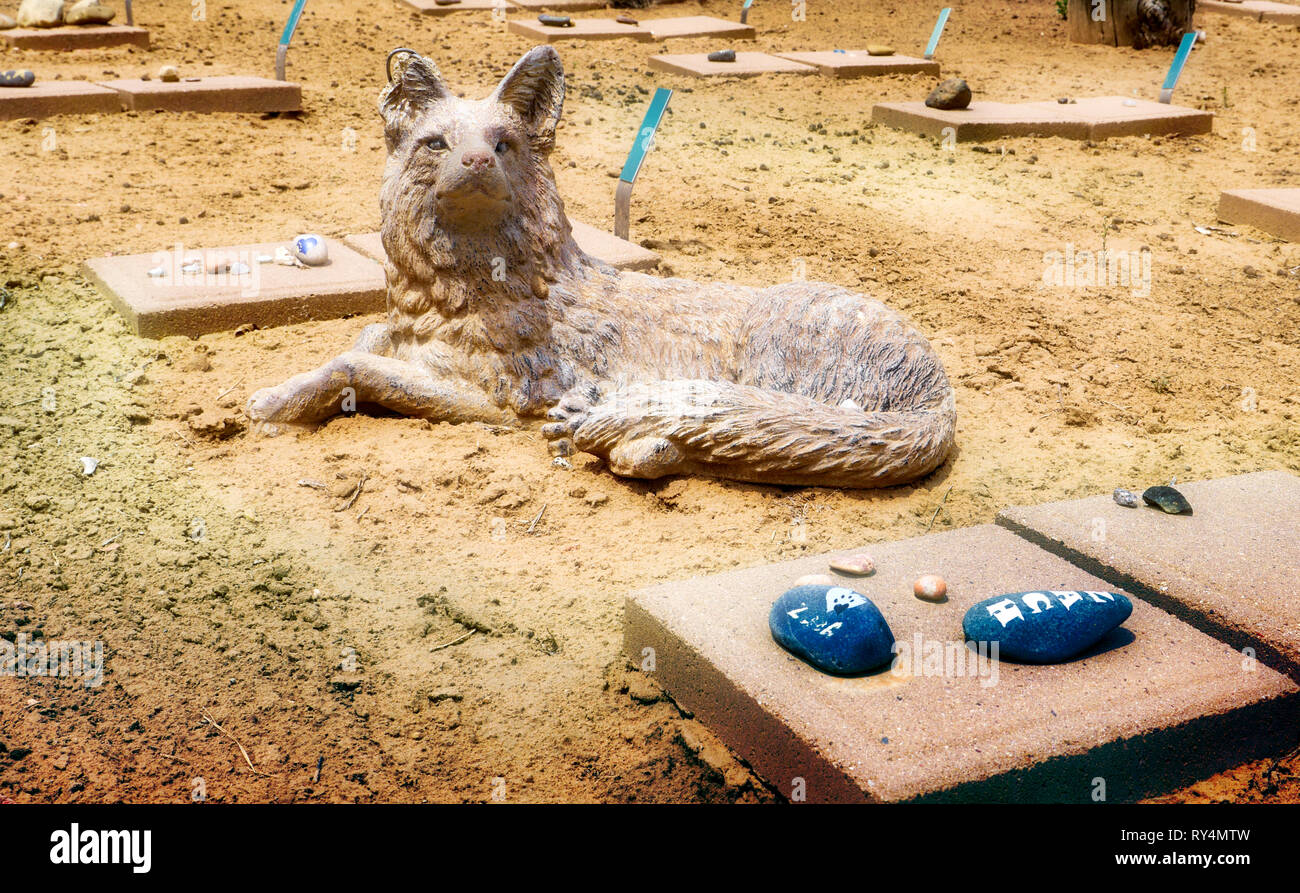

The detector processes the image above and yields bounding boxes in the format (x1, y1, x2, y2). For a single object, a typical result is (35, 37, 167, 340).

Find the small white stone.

(158, 65, 180, 83)
(1123, 98, 1138, 107)
(146, 266, 166, 278)
(793, 573, 835, 587)
(274, 246, 300, 266)
(79, 456, 99, 476)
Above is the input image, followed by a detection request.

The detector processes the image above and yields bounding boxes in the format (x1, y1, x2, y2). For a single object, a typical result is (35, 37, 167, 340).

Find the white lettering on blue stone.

(1085, 591, 1115, 603)
(1023, 592, 1053, 614)
(987, 598, 1024, 628)
(1053, 591, 1082, 609)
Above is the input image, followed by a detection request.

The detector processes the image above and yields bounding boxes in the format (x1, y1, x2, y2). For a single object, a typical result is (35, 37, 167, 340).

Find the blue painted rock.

(0, 70, 35, 88)
(962, 590, 1132, 663)
(769, 584, 895, 675)
(292, 234, 328, 266)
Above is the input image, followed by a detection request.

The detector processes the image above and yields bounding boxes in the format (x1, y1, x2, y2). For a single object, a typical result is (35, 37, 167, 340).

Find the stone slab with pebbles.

(506, 17, 653, 42)
(625, 523, 1299, 802)
(400, 0, 518, 14)
(873, 96, 1211, 142)
(998, 471, 1300, 679)
(648, 52, 816, 79)
(83, 240, 387, 338)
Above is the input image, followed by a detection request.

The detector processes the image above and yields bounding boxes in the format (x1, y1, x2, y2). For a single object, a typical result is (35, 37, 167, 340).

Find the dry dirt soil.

(0, 0, 1298, 804)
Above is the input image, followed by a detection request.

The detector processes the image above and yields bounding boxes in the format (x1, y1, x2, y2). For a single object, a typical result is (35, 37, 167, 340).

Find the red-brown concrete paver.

(643, 15, 756, 40)
(400, 0, 517, 13)
(999, 471, 1300, 678)
(97, 76, 302, 114)
(773, 51, 940, 78)
(507, 17, 652, 41)
(0, 81, 121, 120)
(1, 25, 149, 51)
(83, 240, 386, 338)
(1218, 188, 1300, 242)
(1199, 0, 1300, 22)
(626, 523, 1299, 802)
(873, 96, 1211, 142)
(509, 0, 608, 10)
(648, 52, 815, 79)
(343, 220, 661, 271)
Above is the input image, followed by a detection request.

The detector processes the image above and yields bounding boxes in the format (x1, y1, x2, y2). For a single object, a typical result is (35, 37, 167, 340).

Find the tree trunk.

(1067, 0, 1196, 48)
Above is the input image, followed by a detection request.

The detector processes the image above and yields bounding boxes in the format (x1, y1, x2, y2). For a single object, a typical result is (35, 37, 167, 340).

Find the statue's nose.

(461, 150, 494, 170)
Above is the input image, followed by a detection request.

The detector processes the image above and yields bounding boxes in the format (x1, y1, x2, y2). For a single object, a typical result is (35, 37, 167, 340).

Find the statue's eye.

(495, 140, 509, 154)
(425, 136, 448, 151)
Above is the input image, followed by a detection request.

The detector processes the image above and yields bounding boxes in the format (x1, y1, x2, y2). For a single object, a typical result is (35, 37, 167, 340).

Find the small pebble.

(158, 65, 180, 83)
(146, 266, 166, 278)
(829, 554, 875, 577)
(1112, 488, 1141, 508)
(707, 49, 736, 63)
(616, 14, 637, 25)
(1123, 98, 1138, 107)
(552, 457, 572, 470)
(865, 45, 894, 56)
(913, 574, 947, 602)
(538, 14, 572, 27)
(79, 456, 99, 476)
(793, 573, 834, 587)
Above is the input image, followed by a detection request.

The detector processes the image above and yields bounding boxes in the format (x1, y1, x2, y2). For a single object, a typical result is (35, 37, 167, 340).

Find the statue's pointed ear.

(379, 51, 452, 148)
(490, 45, 565, 152)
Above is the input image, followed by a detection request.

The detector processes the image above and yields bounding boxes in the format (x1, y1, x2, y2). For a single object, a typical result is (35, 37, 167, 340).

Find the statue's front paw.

(246, 386, 286, 423)
(541, 394, 591, 457)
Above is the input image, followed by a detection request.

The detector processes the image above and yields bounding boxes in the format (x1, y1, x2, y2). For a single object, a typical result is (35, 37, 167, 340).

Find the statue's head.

(379, 46, 566, 233)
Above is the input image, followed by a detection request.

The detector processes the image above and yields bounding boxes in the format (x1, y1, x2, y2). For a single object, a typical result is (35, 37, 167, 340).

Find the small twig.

(430, 630, 475, 653)
(526, 504, 547, 534)
(313, 755, 324, 784)
(201, 709, 272, 777)
(214, 379, 245, 403)
(334, 473, 366, 512)
(925, 486, 953, 533)
(297, 478, 326, 490)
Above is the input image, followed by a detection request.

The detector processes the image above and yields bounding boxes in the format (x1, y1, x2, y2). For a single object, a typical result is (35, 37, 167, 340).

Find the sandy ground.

(0, 0, 1297, 803)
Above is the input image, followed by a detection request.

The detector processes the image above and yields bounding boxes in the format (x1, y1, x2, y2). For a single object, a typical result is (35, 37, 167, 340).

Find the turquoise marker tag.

(1159, 31, 1196, 103)
(281, 0, 308, 47)
(924, 7, 951, 60)
(619, 88, 672, 185)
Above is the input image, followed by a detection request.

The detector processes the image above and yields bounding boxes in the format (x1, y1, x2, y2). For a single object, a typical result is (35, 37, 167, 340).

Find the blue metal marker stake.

(615, 87, 672, 241)
(276, 0, 309, 82)
(1158, 32, 1197, 104)
(924, 7, 951, 61)
(741, 0, 754, 25)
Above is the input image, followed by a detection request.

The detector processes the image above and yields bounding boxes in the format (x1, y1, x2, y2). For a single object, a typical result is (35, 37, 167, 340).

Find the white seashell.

(274, 246, 300, 267)
(147, 266, 166, 278)
(292, 234, 329, 266)
(79, 456, 99, 476)
(230, 262, 251, 275)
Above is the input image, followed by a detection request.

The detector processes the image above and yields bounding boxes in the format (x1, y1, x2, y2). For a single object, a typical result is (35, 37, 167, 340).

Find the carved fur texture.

(246, 46, 957, 488)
